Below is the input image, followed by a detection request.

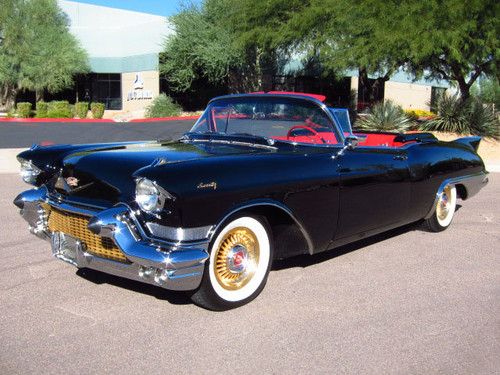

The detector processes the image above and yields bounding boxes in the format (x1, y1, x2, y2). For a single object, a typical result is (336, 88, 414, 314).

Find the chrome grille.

(45, 205, 128, 263)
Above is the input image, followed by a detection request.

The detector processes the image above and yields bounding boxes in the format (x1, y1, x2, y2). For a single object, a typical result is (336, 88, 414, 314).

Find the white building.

(58, 0, 171, 114)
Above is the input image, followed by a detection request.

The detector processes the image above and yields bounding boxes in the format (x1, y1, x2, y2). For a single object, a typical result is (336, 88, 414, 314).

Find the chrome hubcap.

(227, 245, 248, 273)
(437, 186, 452, 221)
(213, 227, 260, 290)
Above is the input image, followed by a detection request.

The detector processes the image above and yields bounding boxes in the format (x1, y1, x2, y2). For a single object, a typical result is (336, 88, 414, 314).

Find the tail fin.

(454, 136, 481, 152)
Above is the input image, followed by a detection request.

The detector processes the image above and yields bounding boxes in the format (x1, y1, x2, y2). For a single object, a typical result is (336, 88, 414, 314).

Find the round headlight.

(19, 159, 41, 185)
(135, 178, 162, 212)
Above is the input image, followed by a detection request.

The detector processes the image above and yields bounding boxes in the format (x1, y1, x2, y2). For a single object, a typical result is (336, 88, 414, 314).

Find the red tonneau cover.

(251, 91, 326, 103)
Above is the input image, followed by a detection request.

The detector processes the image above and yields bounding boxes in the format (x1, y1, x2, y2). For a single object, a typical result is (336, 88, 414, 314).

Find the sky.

(69, 0, 202, 17)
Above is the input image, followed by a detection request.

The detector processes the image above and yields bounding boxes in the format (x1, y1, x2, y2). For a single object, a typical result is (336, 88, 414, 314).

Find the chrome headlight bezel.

(135, 178, 173, 213)
(19, 158, 42, 185)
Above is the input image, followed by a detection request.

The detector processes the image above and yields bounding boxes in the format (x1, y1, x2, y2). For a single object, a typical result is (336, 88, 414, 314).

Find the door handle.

(393, 154, 408, 161)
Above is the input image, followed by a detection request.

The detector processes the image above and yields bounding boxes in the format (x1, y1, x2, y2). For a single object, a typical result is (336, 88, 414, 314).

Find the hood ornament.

(65, 177, 79, 187)
(55, 175, 93, 194)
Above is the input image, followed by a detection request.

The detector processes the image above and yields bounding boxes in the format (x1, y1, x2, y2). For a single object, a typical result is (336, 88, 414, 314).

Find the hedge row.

(13, 101, 105, 119)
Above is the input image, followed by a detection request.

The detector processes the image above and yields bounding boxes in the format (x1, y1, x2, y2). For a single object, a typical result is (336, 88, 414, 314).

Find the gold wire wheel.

(213, 227, 260, 290)
(436, 185, 452, 221)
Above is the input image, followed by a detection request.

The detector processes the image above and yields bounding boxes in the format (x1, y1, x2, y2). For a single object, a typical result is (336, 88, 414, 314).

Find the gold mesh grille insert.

(46, 206, 128, 263)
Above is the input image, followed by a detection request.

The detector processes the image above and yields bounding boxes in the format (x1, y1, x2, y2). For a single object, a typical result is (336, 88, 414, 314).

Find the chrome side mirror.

(344, 135, 359, 150)
(332, 135, 359, 160)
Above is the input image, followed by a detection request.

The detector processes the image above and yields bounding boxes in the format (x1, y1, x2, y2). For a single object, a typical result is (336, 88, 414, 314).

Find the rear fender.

(454, 136, 481, 152)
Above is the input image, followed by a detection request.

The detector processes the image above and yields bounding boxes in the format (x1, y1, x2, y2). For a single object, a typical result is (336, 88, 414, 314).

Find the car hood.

(59, 140, 274, 204)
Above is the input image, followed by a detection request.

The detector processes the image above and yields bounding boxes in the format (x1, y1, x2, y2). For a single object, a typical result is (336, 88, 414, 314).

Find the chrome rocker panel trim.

(424, 171, 489, 219)
(14, 188, 209, 291)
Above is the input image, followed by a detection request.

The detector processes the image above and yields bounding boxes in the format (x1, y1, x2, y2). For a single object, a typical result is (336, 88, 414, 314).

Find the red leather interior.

(274, 131, 339, 144)
(354, 133, 410, 147)
(274, 131, 413, 147)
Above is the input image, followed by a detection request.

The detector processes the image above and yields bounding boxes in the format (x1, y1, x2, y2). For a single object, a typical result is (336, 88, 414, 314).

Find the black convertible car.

(14, 93, 488, 310)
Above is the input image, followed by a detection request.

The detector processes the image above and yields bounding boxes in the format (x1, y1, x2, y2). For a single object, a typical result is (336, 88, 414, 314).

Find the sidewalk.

(0, 148, 24, 174)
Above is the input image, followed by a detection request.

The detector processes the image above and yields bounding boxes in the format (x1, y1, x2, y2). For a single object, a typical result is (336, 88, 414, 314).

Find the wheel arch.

(208, 200, 314, 258)
(424, 172, 487, 219)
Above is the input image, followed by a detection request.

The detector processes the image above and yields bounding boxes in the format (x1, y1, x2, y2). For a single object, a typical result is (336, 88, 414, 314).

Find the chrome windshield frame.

(188, 94, 346, 146)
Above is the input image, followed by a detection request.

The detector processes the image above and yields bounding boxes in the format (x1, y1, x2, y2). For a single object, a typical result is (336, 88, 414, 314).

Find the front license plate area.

(51, 232, 82, 266)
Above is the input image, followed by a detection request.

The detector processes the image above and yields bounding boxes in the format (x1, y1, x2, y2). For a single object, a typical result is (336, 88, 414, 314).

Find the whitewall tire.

(191, 215, 273, 310)
(425, 185, 457, 232)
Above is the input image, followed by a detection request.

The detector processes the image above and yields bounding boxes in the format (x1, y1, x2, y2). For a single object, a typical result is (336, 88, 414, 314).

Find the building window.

(91, 73, 122, 110)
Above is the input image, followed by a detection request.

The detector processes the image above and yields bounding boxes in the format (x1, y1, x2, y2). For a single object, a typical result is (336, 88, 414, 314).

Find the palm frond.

(355, 100, 413, 132)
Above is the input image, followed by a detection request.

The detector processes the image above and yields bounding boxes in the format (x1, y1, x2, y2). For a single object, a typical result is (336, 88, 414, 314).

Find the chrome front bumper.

(13, 187, 209, 291)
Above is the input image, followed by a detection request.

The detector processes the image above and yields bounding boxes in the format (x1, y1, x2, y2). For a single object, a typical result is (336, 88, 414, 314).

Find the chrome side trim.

(119, 202, 212, 249)
(146, 222, 213, 242)
(209, 201, 315, 255)
(86, 206, 209, 271)
(424, 171, 489, 219)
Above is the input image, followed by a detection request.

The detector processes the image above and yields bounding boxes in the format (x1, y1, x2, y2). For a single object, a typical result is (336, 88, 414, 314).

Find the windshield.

(190, 96, 341, 145)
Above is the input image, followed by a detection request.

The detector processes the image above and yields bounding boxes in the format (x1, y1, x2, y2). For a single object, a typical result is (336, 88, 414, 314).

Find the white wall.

(384, 81, 432, 110)
(58, 0, 172, 58)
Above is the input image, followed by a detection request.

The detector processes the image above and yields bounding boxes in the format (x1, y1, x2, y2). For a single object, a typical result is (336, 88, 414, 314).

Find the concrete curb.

(1, 147, 499, 174)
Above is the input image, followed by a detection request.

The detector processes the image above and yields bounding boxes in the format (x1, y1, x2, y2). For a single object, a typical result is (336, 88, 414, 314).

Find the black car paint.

(17, 103, 486, 260)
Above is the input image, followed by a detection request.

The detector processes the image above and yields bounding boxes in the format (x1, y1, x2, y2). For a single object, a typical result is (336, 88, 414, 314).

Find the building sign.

(127, 73, 153, 101)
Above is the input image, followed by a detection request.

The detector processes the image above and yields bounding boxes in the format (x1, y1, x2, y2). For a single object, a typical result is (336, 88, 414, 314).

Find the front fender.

(209, 198, 314, 255)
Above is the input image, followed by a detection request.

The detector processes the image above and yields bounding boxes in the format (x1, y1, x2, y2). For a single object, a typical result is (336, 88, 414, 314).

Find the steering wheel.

(286, 125, 326, 143)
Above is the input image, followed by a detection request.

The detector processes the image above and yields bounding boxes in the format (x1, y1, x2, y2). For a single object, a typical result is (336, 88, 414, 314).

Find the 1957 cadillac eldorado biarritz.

(14, 93, 488, 310)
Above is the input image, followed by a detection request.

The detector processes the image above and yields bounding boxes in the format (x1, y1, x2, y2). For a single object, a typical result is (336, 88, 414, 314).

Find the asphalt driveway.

(0, 120, 195, 148)
(0, 173, 498, 374)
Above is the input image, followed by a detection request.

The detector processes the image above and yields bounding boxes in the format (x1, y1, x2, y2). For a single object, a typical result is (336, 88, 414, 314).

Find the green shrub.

(90, 102, 105, 119)
(35, 101, 48, 118)
(6, 108, 16, 118)
(145, 94, 182, 118)
(355, 100, 413, 132)
(74, 102, 89, 119)
(467, 100, 499, 139)
(421, 94, 499, 139)
(16, 102, 32, 118)
(47, 101, 72, 118)
(405, 109, 435, 120)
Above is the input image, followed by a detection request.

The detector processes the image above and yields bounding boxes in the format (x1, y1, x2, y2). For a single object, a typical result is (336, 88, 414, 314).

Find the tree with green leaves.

(229, 0, 499, 101)
(229, 0, 404, 101)
(161, 0, 241, 92)
(161, 0, 285, 93)
(472, 78, 500, 108)
(402, 0, 498, 101)
(0, 0, 88, 110)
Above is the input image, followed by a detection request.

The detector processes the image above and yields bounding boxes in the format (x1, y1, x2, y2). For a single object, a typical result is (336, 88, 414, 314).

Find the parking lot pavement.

(0, 119, 194, 148)
(0, 173, 498, 375)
